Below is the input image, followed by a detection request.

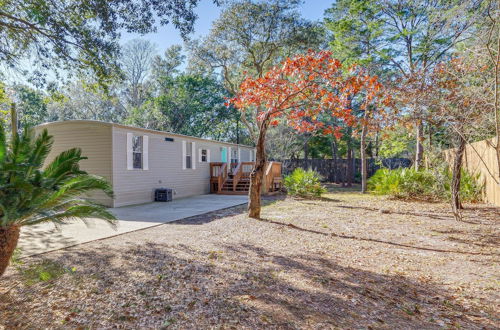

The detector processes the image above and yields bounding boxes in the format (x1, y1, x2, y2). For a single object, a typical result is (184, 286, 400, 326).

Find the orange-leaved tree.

(230, 50, 382, 218)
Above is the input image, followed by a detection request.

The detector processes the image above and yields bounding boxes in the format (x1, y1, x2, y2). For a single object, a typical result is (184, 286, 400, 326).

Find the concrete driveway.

(18, 194, 248, 257)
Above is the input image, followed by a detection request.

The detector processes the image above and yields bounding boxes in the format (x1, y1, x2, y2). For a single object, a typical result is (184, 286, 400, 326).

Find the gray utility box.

(154, 188, 173, 202)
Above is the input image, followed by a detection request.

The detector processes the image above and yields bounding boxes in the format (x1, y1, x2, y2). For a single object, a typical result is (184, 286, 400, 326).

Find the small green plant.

(284, 168, 327, 198)
(10, 248, 23, 266)
(17, 259, 72, 285)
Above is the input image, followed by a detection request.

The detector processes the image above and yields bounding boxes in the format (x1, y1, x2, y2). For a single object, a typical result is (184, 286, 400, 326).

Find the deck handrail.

(210, 162, 228, 193)
(232, 162, 243, 191)
(218, 163, 228, 193)
(264, 161, 282, 193)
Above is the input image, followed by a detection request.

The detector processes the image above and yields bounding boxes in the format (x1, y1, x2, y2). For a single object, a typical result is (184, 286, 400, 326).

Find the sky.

(121, 0, 332, 54)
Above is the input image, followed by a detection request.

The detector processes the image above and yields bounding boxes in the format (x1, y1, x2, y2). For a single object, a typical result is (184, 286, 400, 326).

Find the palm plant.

(0, 123, 116, 276)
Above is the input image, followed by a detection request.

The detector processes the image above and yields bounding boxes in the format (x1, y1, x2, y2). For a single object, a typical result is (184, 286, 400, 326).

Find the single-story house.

(35, 120, 256, 207)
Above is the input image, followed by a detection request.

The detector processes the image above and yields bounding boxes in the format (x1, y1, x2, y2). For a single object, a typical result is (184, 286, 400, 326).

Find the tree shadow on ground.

(331, 203, 500, 225)
(256, 218, 499, 257)
(1, 242, 495, 328)
(170, 194, 286, 225)
(18, 226, 78, 257)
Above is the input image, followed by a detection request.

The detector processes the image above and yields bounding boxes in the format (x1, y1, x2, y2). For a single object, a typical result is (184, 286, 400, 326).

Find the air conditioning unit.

(154, 188, 173, 202)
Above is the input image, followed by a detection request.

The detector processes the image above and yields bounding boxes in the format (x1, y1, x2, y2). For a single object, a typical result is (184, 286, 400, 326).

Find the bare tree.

(121, 39, 157, 107)
(426, 58, 491, 220)
(473, 0, 500, 181)
(381, 0, 479, 169)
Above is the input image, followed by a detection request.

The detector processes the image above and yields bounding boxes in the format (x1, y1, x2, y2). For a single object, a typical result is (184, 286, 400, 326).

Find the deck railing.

(264, 161, 283, 193)
(210, 162, 228, 193)
(232, 162, 243, 191)
(210, 161, 282, 194)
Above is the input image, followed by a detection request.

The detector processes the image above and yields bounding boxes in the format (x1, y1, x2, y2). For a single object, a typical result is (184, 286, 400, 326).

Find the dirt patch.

(1, 187, 499, 328)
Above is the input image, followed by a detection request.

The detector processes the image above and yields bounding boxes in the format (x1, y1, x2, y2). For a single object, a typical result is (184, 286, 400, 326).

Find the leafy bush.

(284, 168, 326, 198)
(368, 168, 483, 203)
(442, 169, 483, 203)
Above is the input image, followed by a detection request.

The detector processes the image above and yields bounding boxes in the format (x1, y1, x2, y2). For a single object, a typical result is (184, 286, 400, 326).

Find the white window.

(200, 149, 208, 162)
(182, 141, 196, 170)
(127, 133, 148, 170)
(186, 141, 192, 169)
(132, 136, 143, 169)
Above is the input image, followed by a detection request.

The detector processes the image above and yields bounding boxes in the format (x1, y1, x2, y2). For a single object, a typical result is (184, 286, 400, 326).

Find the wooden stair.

(219, 177, 250, 195)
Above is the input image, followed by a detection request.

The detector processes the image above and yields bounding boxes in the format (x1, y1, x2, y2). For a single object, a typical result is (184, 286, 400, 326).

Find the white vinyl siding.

(35, 122, 114, 207)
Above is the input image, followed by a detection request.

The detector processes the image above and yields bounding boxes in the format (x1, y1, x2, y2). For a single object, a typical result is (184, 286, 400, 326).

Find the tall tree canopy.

(0, 0, 218, 84)
(126, 74, 238, 141)
(325, 0, 387, 68)
(188, 0, 324, 141)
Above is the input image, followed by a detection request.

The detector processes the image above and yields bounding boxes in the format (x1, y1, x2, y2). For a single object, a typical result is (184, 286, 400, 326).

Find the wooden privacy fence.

(281, 158, 411, 183)
(444, 137, 500, 207)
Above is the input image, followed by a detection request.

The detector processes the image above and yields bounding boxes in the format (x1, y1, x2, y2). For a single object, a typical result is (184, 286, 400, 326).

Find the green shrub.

(284, 168, 327, 198)
(368, 167, 483, 203)
(442, 169, 483, 203)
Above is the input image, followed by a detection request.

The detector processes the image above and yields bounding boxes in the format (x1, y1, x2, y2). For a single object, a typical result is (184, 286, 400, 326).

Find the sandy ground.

(1, 186, 499, 329)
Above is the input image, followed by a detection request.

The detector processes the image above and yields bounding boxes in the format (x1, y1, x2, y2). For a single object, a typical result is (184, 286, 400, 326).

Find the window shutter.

(198, 148, 202, 163)
(182, 141, 186, 170)
(126, 133, 133, 170)
(207, 149, 211, 163)
(227, 147, 231, 165)
(192, 142, 196, 169)
(143, 135, 149, 170)
(238, 148, 241, 162)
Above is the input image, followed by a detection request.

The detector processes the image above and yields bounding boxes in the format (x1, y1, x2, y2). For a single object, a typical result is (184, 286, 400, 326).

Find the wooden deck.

(210, 161, 283, 195)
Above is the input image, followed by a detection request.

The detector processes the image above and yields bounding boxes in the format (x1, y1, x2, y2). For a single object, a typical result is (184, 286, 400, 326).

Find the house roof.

(35, 120, 255, 149)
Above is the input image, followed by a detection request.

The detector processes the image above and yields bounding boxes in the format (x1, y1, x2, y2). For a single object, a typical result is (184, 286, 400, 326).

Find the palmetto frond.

(0, 123, 117, 228)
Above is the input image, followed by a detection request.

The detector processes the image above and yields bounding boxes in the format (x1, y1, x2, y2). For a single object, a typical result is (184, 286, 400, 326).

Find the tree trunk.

(331, 135, 338, 183)
(361, 121, 368, 193)
(248, 125, 268, 219)
(343, 128, 353, 187)
(303, 134, 310, 170)
(10, 102, 17, 137)
(0, 225, 20, 276)
(415, 121, 424, 170)
(451, 135, 466, 221)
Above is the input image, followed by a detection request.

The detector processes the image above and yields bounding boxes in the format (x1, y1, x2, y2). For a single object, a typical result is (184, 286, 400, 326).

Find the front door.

(221, 147, 227, 163)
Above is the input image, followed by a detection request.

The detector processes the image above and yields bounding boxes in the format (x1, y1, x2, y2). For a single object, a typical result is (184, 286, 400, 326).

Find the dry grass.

(1, 185, 499, 329)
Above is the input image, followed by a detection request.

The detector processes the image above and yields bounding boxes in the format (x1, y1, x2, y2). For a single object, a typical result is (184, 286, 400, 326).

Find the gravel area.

(1, 186, 499, 329)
